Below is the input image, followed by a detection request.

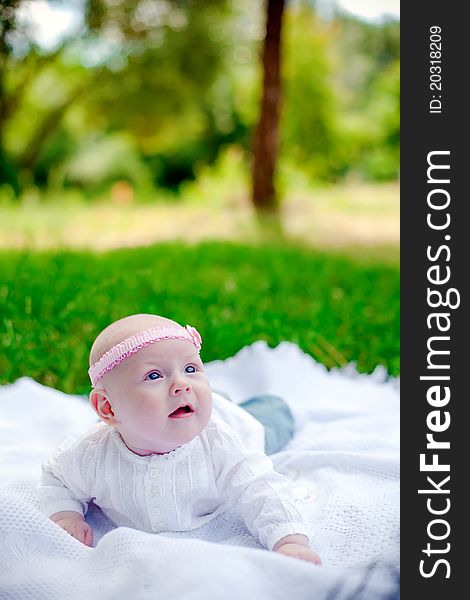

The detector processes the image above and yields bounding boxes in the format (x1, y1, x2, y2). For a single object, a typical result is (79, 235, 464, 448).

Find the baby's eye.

(146, 371, 162, 381)
(185, 365, 197, 374)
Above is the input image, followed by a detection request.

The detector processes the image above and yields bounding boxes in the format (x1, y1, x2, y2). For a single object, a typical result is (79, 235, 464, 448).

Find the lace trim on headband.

(88, 324, 202, 387)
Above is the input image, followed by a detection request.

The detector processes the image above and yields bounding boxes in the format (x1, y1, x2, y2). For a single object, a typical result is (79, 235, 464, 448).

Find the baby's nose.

(170, 381, 191, 396)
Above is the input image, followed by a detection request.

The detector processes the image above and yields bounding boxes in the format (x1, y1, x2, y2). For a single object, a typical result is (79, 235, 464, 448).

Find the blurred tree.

(1, 0, 237, 194)
(0, 0, 103, 193)
(332, 14, 400, 180)
(0, 0, 399, 200)
(281, 4, 345, 181)
(82, 0, 241, 191)
(0, 0, 21, 193)
(251, 0, 284, 216)
(359, 59, 399, 180)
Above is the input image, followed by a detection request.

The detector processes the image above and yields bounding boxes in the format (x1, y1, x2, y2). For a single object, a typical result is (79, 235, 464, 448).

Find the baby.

(38, 314, 321, 565)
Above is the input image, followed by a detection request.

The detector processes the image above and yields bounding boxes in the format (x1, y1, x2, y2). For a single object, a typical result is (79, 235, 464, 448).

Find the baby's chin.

(169, 412, 211, 447)
(122, 416, 211, 454)
(173, 413, 211, 441)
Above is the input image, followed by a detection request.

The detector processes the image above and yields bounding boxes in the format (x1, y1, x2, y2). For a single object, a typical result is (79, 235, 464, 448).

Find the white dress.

(38, 393, 308, 550)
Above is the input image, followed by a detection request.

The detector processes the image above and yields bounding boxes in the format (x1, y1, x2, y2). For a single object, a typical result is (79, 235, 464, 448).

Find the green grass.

(0, 241, 399, 395)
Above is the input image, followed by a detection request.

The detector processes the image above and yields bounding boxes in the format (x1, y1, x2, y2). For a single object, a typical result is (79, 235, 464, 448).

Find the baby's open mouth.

(168, 404, 195, 419)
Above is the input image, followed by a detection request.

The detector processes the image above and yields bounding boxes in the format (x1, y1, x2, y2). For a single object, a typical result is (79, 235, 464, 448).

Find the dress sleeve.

(209, 417, 310, 551)
(38, 436, 94, 518)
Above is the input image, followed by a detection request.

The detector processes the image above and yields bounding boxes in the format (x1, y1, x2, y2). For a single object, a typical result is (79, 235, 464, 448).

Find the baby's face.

(102, 338, 212, 455)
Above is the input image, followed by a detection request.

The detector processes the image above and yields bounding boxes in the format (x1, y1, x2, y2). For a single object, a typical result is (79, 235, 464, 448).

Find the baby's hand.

(50, 511, 93, 547)
(274, 543, 322, 565)
(272, 534, 322, 565)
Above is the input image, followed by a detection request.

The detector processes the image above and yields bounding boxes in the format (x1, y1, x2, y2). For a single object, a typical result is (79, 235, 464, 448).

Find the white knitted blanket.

(0, 342, 399, 599)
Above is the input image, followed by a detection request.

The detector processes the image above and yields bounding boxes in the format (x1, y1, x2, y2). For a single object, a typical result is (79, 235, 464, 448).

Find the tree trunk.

(251, 0, 285, 216)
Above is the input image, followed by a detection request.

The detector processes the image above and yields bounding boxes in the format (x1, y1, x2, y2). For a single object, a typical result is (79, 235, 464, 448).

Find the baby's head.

(88, 314, 212, 455)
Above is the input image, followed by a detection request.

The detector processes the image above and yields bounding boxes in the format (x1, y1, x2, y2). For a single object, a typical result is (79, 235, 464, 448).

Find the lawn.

(0, 241, 399, 396)
(0, 178, 399, 259)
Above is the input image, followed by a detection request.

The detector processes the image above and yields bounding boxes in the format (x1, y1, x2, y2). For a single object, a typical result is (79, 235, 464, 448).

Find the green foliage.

(63, 132, 153, 190)
(281, 6, 345, 181)
(0, 0, 399, 196)
(331, 14, 400, 180)
(0, 242, 399, 395)
(279, 8, 400, 183)
(84, 0, 231, 139)
(359, 60, 400, 180)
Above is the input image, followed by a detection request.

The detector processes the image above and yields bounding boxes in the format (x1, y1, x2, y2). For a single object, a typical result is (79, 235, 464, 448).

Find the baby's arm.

(211, 419, 321, 564)
(50, 510, 93, 547)
(39, 443, 94, 546)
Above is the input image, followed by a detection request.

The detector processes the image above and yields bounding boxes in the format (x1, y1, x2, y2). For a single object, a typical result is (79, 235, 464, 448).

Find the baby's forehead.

(132, 339, 200, 363)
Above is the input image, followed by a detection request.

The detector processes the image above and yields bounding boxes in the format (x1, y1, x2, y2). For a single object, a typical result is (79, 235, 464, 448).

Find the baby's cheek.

(198, 398, 213, 427)
(198, 378, 212, 396)
(141, 403, 165, 420)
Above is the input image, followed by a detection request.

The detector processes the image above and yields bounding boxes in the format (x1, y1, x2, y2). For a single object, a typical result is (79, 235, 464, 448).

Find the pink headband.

(88, 324, 202, 387)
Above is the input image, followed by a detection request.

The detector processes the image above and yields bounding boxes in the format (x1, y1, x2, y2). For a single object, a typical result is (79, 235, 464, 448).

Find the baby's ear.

(89, 388, 117, 426)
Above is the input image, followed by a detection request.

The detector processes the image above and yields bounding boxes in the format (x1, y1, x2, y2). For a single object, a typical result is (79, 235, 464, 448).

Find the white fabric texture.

(38, 395, 308, 551)
(0, 341, 399, 599)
